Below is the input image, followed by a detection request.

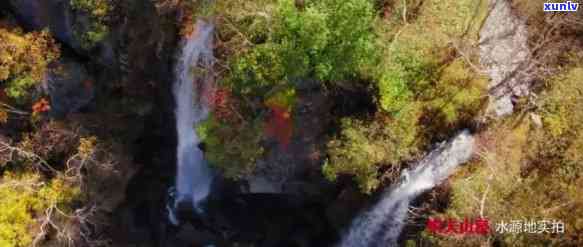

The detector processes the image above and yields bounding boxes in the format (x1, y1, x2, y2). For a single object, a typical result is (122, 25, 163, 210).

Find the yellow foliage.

(0, 110, 7, 124)
(427, 65, 583, 245)
(78, 136, 98, 160)
(541, 67, 583, 137)
(324, 105, 422, 193)
(0, 172, 80, 247)
(0, 28, 60, 100)
(383, 0, 488, 63)
(264, 86, 296, 111)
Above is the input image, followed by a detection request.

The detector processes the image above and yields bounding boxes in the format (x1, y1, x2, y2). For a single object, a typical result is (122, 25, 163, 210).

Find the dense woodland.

(0, 0, 582, 246)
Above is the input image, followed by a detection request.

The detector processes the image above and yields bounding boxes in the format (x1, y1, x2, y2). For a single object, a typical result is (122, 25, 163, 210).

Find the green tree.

(325, 0, 487, 192)
(226, 0, 377, 94)
(206, 0, 378, 178)
(324, 105, 421, 193)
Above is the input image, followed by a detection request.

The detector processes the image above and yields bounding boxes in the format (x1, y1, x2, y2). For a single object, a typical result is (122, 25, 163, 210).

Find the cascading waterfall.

(339, 130, 475, 247)
(168, 20, 215, 225)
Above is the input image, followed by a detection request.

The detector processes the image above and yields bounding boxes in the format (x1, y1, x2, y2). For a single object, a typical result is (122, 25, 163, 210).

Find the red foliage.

(264, 105, 293, 150)
(209, 88, 236, 122)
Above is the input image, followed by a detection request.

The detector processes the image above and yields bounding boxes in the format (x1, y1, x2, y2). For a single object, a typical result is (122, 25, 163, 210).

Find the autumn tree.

(0, 28, 60, 100)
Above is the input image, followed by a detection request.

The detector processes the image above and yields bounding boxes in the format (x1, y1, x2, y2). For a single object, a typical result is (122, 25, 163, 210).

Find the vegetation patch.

(197, 112, 264, 179)
(325, 0, 488, 192)
(202, 0, 378, 178)
(0, 28, 60, 101)
(0, 173, 80, 247)
(422, 63, 583, 245)
(70, 0, 112, 49)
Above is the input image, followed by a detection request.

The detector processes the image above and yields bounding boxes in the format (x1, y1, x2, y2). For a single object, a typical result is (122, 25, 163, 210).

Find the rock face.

(44, 57, 95, 117)
(200, 193, 334, 246)
(8, 0, 83, 50)
(247, 90, 334, 195)
(7, 0, 119, 67)
(480, 0, 533, 117)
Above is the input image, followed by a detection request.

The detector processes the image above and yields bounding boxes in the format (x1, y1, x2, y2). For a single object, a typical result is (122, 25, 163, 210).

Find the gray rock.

(44, 58, 95, 117)
(247, 176, 282, 193)
(491, 94, 514, 116)
(245, 91, 332, 195)
(480, 0, 533, 117)
(9, 0, 81, 50)
(7, 0, 118, 67)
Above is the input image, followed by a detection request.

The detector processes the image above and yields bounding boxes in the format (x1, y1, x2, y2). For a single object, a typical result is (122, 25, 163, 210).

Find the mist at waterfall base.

(167, 20, 215, 226)
(339, 131, 474, 247)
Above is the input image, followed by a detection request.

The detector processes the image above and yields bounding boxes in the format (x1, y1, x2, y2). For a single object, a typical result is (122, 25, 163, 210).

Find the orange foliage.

(0, 110, 7, 124)
(32, 98, 51, 114)
(179, 8, 195, 38)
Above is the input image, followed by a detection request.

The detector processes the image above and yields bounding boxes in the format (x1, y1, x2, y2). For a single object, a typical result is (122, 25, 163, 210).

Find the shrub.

(0, 172, 80, 247)
(324, 106, 421, 193)
(213, 0, 276, 57)
(423, 59, 487, 127)
(327, 0, 488, 192)
(377, 51, 432, 113)
(197, 113, 264, 179)
(376, 0, 488, 121)
(529, 66, 583, 180)
(0, 28, 60, 100)
(70, 0, 112, 49)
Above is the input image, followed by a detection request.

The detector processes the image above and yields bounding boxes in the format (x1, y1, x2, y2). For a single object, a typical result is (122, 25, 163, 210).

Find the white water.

(170, 20, 215, 224)
(339, 130, 474, 247)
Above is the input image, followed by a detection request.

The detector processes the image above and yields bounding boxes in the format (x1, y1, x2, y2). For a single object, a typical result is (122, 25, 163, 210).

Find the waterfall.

(169, 20, 215, 225)
(339, 130, 474, 247)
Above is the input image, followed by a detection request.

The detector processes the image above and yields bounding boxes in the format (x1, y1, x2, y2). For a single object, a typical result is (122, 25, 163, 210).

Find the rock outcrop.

(246, 90, 334, 195)
(480, 0, 533, 117)
(8, 0, 94, 52)
(7, 0, 119, 67)
(44, 57, 95, 117)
